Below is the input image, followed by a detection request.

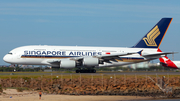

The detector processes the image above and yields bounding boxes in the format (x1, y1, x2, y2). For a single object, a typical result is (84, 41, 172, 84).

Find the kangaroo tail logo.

(143, 25, 160, 46)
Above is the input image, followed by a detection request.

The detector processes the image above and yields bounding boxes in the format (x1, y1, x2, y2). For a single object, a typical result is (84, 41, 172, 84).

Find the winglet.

(133, 18, 173, 48)
(137, 50, 143, 56)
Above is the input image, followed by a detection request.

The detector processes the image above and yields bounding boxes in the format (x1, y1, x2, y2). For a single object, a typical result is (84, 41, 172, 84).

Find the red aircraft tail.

(158, 49, 178, 69)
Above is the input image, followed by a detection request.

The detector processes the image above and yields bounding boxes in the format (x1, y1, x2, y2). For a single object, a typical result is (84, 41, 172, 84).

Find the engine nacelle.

(60, 60, 76, 68)
(83, 57, 99, 66)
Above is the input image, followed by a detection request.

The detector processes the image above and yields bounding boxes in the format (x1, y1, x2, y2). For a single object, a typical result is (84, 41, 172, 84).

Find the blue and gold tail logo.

(132, 18, 172, 48)
(143, 25, 160, 46)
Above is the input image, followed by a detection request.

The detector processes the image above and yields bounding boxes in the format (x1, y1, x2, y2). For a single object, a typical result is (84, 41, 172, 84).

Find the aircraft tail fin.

(158, 49, 178, 69)
(133, 18, 173, 48)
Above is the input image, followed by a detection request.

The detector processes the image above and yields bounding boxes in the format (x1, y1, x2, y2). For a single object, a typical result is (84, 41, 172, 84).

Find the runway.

(0, 71, 179, 76)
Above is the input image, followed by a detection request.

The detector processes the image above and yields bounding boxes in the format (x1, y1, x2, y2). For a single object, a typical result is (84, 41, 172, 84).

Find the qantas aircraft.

(3, 18, 174, 73)
(158, 49, 180, 69)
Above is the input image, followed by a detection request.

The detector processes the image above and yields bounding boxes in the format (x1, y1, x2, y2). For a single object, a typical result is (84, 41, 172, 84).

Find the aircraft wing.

(73, 52, 138, 61)
(142, 52, 177, 58)
(96, 52, 136, 58)
(47, 52, 138, 63)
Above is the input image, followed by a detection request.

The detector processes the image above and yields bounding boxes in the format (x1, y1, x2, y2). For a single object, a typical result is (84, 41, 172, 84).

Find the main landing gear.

(76, 69, 96, 73)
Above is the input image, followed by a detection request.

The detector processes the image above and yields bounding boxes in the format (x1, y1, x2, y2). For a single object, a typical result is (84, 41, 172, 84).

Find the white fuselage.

(3, 45, 159, 68)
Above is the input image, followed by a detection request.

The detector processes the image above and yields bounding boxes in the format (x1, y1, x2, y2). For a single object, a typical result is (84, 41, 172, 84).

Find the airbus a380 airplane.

(3, 18, 174, 73)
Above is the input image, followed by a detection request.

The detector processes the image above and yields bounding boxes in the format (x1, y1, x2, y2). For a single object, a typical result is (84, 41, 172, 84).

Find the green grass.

(0, 72, 180, 79)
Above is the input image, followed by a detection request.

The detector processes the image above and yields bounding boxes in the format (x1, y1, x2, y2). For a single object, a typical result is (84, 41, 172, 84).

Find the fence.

(0, 73, 179, 96)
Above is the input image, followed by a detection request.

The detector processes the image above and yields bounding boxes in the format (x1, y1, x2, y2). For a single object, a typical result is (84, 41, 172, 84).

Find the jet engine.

(83, 57, 99, 66)
(60, 60, 76, 68)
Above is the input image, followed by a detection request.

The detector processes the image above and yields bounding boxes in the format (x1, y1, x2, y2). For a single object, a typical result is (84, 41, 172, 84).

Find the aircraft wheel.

(77, 69, 96, 73)
(80, 70, 83, 73)
(93, 69, 96, 73)
(76, 70, 80, 73)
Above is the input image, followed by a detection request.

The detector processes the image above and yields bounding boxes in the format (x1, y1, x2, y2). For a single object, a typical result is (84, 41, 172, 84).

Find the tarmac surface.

(0, 71, 179, 75)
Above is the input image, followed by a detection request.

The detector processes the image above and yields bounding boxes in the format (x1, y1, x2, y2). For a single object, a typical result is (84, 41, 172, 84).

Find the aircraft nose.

(3, 54, 10, 63)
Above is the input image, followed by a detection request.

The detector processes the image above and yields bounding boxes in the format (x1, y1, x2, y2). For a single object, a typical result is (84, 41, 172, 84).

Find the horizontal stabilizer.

(142, 52, 177, 57)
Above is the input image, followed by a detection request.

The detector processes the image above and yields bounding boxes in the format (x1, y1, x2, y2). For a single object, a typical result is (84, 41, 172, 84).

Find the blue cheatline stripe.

(21, 55, 79, 58)
(120, 57, 144, 60)
(21, 55, 144, 60)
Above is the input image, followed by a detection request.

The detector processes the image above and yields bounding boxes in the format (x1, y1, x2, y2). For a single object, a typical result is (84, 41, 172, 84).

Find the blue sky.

(0, 0, 180, 65)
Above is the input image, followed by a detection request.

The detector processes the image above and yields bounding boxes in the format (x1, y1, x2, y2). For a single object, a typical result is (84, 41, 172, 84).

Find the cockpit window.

(8, 53, 12, 55)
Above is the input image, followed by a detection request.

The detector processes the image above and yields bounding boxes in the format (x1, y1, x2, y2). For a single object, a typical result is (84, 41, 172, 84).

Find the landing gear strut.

(76, 69, 96, 73)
